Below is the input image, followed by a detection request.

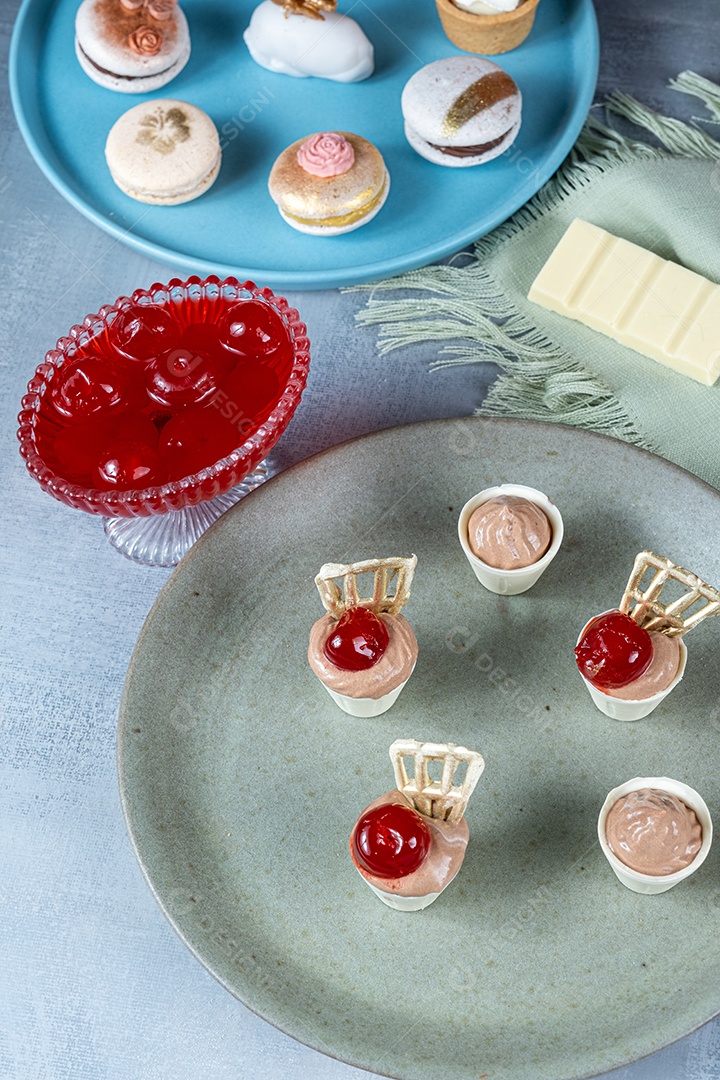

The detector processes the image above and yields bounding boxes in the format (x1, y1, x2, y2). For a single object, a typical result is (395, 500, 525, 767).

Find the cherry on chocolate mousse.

(353, 803, 431, 879)
(323, 607, 390, 671)
(111, 303, 180, 362)
(575, 610, 654, 690)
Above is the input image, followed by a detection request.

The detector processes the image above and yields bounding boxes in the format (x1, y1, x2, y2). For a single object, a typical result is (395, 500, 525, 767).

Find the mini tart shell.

(268, 132, 388, 230)
(435, 0, 541, 55)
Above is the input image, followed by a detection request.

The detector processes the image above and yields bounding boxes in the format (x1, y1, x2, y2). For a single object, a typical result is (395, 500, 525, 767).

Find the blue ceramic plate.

(9, 0, 598, 289)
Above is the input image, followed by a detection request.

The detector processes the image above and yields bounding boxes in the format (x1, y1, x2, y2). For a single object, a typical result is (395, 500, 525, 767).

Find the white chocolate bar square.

(528, 219, 720, 386)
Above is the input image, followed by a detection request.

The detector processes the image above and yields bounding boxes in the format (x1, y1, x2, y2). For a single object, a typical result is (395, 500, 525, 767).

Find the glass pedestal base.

(103, 460, 272, 567)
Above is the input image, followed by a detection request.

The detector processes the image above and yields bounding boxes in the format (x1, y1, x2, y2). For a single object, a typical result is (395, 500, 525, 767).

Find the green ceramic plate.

(118, 418, 720, 1080)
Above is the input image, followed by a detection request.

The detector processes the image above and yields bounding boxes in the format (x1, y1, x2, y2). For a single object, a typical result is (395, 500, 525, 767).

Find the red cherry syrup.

(352, 802, 431, 879)
(323, 607, 390, 671)
(38, 294, 293, 492)
(574, 609, 654, 689)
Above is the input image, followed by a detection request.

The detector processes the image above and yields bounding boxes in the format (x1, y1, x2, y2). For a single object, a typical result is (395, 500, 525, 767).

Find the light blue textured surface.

(8, 0, 597, 288)
(3, 0, 720, 1075)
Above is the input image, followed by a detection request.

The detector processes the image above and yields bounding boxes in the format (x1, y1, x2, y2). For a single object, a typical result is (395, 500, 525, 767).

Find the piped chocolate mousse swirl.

(467, 495, 551, 570)
(606, 788, 702, 875)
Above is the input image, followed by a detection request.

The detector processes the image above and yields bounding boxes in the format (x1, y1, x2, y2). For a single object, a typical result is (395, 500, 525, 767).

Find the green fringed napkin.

(352, 72, 720, 490)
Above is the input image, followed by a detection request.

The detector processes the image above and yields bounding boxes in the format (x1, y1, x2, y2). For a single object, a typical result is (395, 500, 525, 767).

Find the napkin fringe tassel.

(349, 71, 720, 448)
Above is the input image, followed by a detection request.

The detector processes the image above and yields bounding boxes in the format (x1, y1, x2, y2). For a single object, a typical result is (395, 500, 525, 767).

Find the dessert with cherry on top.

(575, 550, 720, 720)
(350, 739, 485, 910)
(308, 555, 418, 717)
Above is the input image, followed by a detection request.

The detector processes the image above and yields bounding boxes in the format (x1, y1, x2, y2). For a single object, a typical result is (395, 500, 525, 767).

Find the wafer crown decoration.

(389, 739, 485, 823)
(315, 555, 417, 620)
(620, 551, 720, 637)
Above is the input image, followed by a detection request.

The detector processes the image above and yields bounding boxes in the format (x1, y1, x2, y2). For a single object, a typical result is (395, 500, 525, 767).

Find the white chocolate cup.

(598, 777, 713, 894)
(576, 613, 688, 721)
(362, 879, 442, 910)
(457, 484, 563, 595)
(355, 864, 460, 909)
(318, 668, 414, 717)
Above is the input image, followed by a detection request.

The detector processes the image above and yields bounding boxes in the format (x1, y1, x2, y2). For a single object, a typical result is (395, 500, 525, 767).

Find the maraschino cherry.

(218, 299, 290, 361)
(145, 347, 222, 408)
(323, 607, 390, 671)
(575, 609, 654, 689)
(92, 414, 161, 490)
(111, 303, 179, 361)
(49, 356, 128, 420)
(352, 803, 431, 879)
(158, 406, 243, 480)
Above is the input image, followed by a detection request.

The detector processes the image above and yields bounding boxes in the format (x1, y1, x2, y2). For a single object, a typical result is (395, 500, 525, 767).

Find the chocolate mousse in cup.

(350, 739, 485, 910)
(308, 556, 418, 717)
(598, 777, 713, 894)
(575, 551, 720, 721)
(458, 483, 563, 595)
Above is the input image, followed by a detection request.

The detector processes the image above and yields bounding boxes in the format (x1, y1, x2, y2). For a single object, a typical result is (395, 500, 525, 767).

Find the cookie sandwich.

(75, 0, 191, 93)
(105, 100, 221, 205)
(401, 56, 521, 167)
(268, 131, 389, 235)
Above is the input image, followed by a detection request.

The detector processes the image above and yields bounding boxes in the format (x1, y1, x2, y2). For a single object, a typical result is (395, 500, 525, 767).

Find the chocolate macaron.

(401, 56, 521, 167)
(268, 131, 389, 236)
(75, 0, 191, 94)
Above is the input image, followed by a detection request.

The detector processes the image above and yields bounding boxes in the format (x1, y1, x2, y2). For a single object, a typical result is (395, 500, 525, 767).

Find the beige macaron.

(268, 131, 389, 236)
(105, 99, 221, 205)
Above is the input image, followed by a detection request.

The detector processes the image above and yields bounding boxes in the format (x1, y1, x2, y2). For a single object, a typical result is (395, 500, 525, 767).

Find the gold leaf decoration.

(442, 70, 517, 137)
(270, 0, 336, 20)
(136, 107, 192, 155)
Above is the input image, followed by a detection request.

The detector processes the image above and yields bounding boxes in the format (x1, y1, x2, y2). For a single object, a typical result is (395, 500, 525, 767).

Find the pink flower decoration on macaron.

(128, 24, 164, 53)
(297, 133, 355, 178)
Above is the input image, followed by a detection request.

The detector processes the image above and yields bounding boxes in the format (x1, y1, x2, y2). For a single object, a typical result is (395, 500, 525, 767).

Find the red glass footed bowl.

(17, 277, 310, 518)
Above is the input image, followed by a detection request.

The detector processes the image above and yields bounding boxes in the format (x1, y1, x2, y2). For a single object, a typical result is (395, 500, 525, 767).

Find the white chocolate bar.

(528, 219, 720, 386)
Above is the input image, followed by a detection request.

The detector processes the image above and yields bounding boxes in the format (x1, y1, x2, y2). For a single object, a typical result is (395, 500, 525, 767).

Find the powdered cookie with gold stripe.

(268, 131, 389, 236)
(401, 56, 521, 167)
